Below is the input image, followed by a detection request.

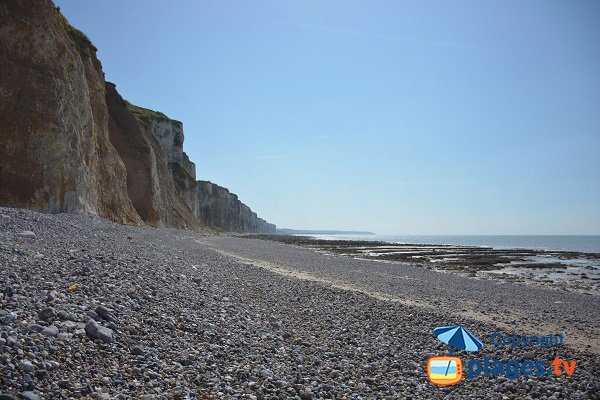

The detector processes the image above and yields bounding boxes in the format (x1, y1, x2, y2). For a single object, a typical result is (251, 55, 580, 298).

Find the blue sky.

(55, 0, 600, 234)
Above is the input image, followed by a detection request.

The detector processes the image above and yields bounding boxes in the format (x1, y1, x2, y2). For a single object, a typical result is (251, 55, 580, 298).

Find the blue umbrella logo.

(433, 325, 483, 353)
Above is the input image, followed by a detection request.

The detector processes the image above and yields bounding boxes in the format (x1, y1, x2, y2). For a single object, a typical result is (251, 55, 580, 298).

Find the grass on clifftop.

(125, 101, 182, 125)
(55, 7, 97, 52)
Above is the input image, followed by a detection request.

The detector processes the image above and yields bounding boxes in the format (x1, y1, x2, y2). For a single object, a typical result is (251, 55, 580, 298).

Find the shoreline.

(248, 235, 600, 296)
(212, 234, 600, 354)
(286, 234, 600, 253)
(206, 243, 600, 351)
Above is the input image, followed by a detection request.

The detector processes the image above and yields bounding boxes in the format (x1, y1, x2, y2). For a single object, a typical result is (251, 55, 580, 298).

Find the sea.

(298, 234, 600, 254)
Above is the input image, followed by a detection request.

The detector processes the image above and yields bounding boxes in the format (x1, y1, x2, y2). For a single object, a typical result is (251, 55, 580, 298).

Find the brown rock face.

(0, 0, 140, 224)
(105, 82, 197, 228)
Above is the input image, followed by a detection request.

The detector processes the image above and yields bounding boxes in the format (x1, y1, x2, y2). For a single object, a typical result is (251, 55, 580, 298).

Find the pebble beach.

(1, 207, 599, 399)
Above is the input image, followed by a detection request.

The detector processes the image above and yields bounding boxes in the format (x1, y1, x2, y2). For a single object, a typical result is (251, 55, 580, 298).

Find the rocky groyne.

(0, 0, 274, 233)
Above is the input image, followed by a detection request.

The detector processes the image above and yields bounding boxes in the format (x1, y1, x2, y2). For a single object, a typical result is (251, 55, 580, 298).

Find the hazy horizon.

(277, 228, 600, 236)
(56, 1, 600, 235)
(276, 229, 600, 236)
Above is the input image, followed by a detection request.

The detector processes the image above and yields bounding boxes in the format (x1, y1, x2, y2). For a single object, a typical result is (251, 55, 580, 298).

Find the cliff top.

(125, 101, 182, 126)
(56, 6, 97, 52)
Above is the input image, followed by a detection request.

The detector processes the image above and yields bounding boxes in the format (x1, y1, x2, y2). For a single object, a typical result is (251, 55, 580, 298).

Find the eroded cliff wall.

(105, 82, 197, 228)
(0, 0, 275, 233)
(126, 103, 201, 221)
(0, 0, 140, 224)
(197, 181, 276, 233)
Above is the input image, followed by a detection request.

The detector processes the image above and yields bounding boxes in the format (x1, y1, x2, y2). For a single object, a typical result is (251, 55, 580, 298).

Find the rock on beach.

(85, 320, 114, 344)
(17, 230, 36, 239)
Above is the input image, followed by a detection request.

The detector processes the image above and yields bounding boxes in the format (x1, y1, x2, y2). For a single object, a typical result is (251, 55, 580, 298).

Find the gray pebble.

(95, 305, 114, 321)
(19, 360, 34, 373)
(19, 392, 41, 400)
(86, 311, 102, 321)
(37, 307, 55, 321)
(299, 390, 314, 400)
(26, 324, 44, 333)
(84, 319, 114, 343)
(41, 325, 59, 337)
(17, 231, 36, 239)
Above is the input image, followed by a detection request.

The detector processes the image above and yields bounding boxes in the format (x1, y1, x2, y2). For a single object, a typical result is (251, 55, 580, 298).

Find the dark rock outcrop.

(0, 0, 275, 233)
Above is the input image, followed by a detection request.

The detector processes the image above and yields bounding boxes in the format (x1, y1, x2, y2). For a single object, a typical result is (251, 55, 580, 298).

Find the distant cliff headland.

(0, 0, 275, 233)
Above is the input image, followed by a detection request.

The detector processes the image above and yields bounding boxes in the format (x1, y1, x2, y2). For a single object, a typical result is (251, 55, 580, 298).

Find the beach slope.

(0, 208, 598, 399)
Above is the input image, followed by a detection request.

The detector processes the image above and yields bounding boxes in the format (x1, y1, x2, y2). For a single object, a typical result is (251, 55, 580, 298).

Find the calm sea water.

(301, 234, 600, 253)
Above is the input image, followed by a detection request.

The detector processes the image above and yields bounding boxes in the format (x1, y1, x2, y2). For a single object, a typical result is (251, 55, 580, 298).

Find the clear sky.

(55, 0, 600, 234)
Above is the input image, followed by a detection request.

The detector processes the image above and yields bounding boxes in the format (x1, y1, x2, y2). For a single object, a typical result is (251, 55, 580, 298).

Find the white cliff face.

(149, 120, 184, 165)
(123, 108, 201, 224)
(196, 181, 276, 233)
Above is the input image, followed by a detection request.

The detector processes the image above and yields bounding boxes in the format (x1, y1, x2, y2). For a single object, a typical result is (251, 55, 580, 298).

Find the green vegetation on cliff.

(125, 101, 182, 126)
(125, 101, 171, 123)
(55, 7, 97, 52)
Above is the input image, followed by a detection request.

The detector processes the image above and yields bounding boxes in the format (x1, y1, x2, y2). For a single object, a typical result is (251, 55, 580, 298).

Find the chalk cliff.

(0, 0, 140, 224)
(105, 82, 197, 228)
(127, 103, 201, 223)
(197, 181, 276, 233)
(0, 0, 275, 233)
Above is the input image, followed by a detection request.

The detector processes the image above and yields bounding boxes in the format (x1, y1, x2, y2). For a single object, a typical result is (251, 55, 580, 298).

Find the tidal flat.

(250, 235, 600, 296)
